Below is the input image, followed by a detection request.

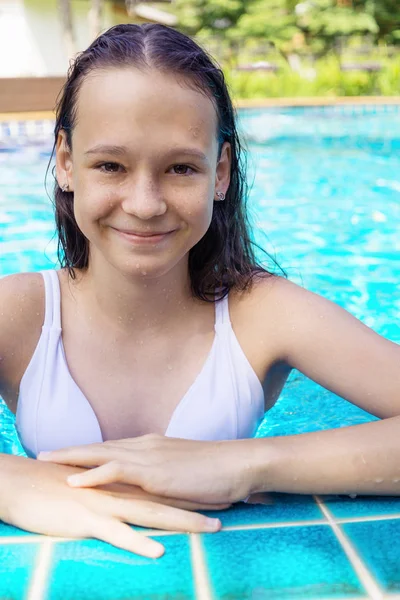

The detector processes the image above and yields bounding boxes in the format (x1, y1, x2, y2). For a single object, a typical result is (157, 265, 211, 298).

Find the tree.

(355, 0, 400, 44)
(295, 0, 378, 55)
(174, 0, 247, 37)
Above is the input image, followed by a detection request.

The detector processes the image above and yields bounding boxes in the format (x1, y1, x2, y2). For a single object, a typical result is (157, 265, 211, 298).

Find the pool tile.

(321, 495, 400, 519)
(45, 534, 195, 600)
(0, 519, 35, 537)
(202, 526, 365, 599)
(0, 542, 40, 598)
(203, 493, 323, 527)
(343, 519, 400, 593)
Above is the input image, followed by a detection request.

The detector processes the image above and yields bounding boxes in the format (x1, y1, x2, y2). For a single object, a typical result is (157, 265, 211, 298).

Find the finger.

(112, 498, 222, 534)
(37, 445, 112, 467)
(153, 499, 233, 512)
(99, 485, 232, 511)
(103, 487, 231, 511)
(92, 516, 165, 558)
(67, 461, 142, 488)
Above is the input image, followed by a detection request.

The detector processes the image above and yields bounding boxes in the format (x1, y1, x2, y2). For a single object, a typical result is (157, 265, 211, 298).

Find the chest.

(61, 324, 216, 440)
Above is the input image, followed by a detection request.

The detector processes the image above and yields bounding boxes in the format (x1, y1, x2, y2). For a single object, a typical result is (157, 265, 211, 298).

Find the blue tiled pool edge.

(1, 492, 400, 599)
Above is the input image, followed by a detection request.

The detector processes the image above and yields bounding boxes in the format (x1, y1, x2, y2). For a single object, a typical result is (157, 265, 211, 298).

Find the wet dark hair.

(48, 23, 285, 300)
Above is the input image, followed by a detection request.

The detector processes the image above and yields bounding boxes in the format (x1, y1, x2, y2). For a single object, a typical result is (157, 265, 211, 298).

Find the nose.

(120, 174, 167, 220)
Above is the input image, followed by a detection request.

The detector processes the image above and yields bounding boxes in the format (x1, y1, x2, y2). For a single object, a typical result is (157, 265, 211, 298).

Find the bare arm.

(246, 276, 400, 495)
(0, 272, 44, 412)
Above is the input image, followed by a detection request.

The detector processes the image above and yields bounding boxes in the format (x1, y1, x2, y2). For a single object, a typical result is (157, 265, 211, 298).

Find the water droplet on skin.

(392, 478, 400, 483)
(141, 271, 147, 276)
(349, 493, 357, 499)
(375, 478, 384, 483)
(167, 365, 173, 371)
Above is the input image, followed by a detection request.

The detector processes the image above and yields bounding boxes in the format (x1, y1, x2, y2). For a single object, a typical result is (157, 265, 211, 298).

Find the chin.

(114, 255, 184, 281)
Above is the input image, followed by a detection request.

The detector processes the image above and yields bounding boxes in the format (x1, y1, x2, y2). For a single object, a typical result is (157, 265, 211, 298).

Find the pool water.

(1, 105, 400, 599)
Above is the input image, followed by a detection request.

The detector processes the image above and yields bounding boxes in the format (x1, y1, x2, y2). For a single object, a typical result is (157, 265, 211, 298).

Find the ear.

(55, 129, 74, 191)
(215, 141, 231, 197)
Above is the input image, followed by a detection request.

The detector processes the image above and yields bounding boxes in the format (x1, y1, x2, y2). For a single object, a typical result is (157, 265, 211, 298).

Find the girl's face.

(56, 67, 231, 280)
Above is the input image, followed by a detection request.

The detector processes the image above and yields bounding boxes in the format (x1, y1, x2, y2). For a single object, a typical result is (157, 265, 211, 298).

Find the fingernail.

(204, 518, 221, 531)
(149, 543, 165, 558)
(37, 452, 51, 460)
(67, 475, 82, 486)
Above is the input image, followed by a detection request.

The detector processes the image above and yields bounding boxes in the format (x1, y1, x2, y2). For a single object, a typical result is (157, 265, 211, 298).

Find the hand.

(37, 434, 256, 504)
(0, 454, 231, 558)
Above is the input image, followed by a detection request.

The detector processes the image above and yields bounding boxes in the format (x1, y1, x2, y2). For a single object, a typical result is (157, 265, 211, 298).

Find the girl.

(1, 23, 400, 560)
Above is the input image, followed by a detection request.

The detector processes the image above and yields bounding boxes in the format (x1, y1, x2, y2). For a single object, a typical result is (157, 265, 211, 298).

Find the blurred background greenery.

(0, 0, 399, 98)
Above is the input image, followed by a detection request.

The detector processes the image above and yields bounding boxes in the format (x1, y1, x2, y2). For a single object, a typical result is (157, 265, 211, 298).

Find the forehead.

(73, 68, 218, 153)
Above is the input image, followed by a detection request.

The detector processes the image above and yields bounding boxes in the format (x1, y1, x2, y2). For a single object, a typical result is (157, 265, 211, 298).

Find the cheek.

(73, 188, 118, 232)
(181, 194, 214, 231)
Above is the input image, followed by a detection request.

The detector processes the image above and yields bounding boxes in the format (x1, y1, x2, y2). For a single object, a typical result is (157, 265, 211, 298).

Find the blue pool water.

(1, 105, 400, 454)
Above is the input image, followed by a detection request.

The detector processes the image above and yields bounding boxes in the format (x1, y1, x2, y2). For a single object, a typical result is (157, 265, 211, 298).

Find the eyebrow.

(84, 144, 209, 164)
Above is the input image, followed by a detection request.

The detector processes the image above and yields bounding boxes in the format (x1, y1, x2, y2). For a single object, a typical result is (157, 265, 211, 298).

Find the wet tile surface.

(202, 526, 364, 599)
(0, 521, 35, 537)
(1, 491, 399, 599)
(322, 494, 400, 519)
(204, 493, 324, 527)
(342, 519, 400, 594)
(0, 542, 40, 598)
(45, 535, 195, 600)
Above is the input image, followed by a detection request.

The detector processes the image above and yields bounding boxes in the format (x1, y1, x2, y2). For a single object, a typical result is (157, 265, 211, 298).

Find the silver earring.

(215, 191, 225, 201)
(61, 183, 69, 192)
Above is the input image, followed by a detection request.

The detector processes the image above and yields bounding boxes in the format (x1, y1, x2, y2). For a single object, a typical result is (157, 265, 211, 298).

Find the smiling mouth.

(111, 227, 176, 243)
(116, 230, 173, 237)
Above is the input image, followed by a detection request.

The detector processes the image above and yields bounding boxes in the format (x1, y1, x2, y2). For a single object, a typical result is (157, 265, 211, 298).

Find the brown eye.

(99, 162, 122, 173)
(172, 164, 195, 176)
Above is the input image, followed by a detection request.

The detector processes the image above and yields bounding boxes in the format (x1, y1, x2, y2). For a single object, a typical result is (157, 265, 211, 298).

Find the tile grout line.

(26, 540, 54, 600)
(337, 513, 400, 524)
(2, 509, 400, 545)
(222, 519, 327, 531)
(190, 534, 214, 600)
(315, 496, 384, 600)
(0, 509, 399, 541)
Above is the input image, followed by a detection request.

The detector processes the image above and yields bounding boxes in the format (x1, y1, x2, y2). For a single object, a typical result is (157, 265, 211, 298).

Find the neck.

(71, 256, 198, 335)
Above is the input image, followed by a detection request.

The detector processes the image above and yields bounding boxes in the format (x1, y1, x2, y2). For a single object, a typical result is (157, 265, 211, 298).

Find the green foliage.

(173, 0, 400, 97)
(174, 0, 400, 53)
(224, 55, 400, 98)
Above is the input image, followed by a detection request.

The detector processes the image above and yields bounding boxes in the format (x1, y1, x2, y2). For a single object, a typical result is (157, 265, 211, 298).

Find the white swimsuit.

(16, 269, 265, 458)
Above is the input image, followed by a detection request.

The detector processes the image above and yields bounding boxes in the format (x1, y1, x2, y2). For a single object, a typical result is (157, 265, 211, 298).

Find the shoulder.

(0, 271, 45, 398)
(229, 273, 337, 365)
(229, 272, 296, 327)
